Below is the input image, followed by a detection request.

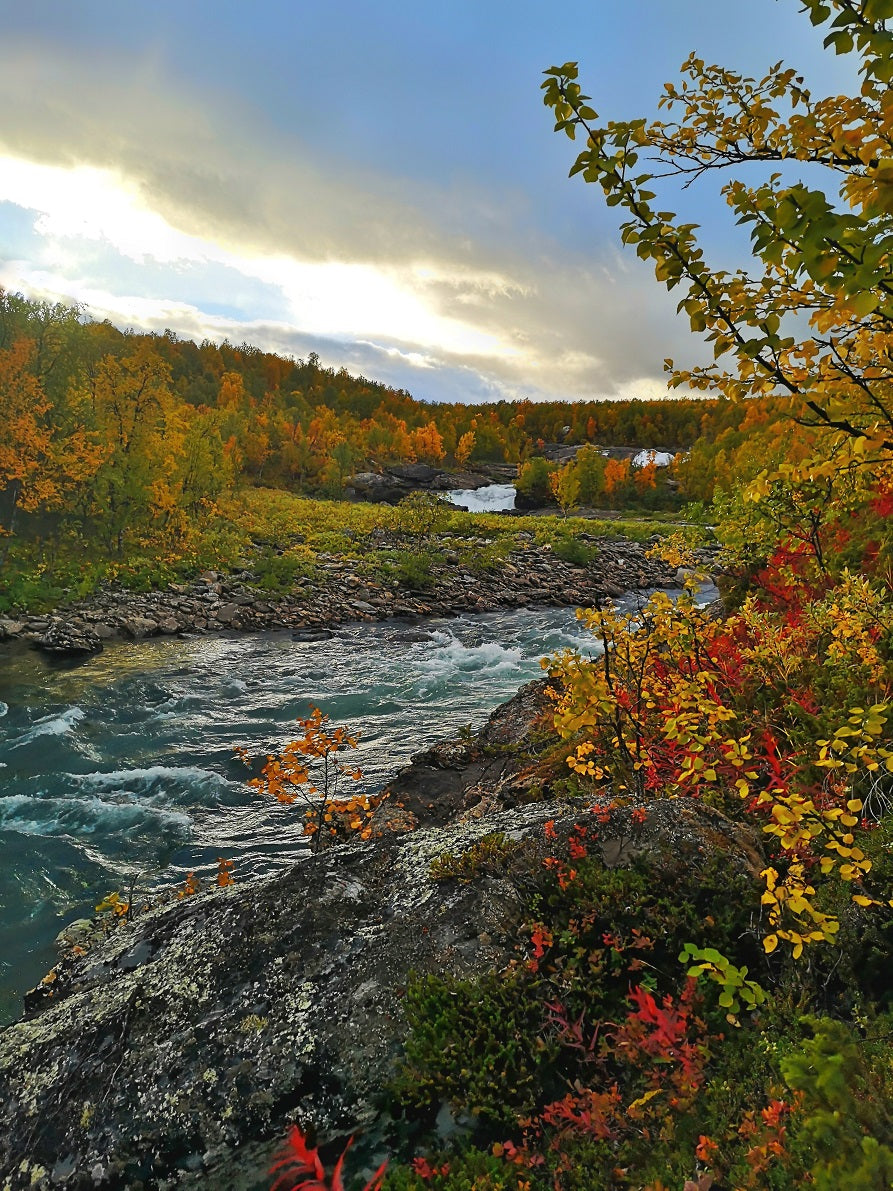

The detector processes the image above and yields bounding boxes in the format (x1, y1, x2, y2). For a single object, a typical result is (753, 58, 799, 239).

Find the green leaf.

(849, 291, 881, 318)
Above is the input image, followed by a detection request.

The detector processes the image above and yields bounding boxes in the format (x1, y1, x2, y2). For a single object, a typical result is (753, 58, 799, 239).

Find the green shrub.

(383, 548, 441, 590)
(250, 548, 318, 592)
(392, 969, 555, 1127)
(397, 491, 454, 540)
(457, 539, 511, 575)
(783, 1016, 893, 1190)
(550, 534, 599, 567)
(382, 1148, 534, 1190)
(514, 457, 555, 504)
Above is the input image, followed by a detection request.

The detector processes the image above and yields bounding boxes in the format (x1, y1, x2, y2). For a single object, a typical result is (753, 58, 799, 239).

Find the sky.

(0, 1, 857, 406)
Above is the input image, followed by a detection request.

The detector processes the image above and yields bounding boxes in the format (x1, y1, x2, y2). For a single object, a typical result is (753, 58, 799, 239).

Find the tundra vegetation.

(268, 2, 893, 1187)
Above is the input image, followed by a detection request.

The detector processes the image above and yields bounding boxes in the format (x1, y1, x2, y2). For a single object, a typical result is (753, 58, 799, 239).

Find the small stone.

(292, 627, 334, 642)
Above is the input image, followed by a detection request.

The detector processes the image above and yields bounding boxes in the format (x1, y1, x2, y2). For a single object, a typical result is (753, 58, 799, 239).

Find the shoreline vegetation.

(0, 487, 704, 657)
(0, 281, 759, 625)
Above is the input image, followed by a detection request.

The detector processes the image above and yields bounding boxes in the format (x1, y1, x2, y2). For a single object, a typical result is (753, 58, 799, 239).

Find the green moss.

(428, 834, 525, 883)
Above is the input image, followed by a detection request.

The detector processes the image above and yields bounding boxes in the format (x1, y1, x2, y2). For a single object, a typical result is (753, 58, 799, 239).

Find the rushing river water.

(0, 589, 718, 1023)
(0, 603, 617, 1022)
(445, 483, 516, 513)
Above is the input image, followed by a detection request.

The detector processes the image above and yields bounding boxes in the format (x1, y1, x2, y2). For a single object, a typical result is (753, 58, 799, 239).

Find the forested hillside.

(0, 284, 785, 610)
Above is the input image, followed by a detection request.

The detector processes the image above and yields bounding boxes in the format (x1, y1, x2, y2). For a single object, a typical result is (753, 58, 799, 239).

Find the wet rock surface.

(0, 679, 760, 1190)
(380, 679, 555, 829)
(3, 534, 713, 658)
(33, 622, 104, 656)
(345, 464, 505, 503)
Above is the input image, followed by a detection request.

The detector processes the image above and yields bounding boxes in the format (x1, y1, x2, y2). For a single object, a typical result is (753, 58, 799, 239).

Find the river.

(0, 585, 721, 1024)
(0, 602, 625, 1023)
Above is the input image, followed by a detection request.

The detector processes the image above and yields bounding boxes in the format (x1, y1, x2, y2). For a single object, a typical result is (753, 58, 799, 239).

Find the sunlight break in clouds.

(1, 156, 208, 265)
(0, 152, 522, 365)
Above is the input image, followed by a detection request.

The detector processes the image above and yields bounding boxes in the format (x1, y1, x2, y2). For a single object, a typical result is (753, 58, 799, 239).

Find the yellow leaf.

(627, 1088, 662, 1114)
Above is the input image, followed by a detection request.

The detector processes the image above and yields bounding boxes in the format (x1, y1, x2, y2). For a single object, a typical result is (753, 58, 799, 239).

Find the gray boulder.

(35, 621, 103, 656)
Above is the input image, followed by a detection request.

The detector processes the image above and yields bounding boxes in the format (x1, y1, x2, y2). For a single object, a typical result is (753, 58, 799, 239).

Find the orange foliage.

(178, 872, 201, 898)
(410, 420, 446, 465)
(454, 429, 476, 468)
(0, 338, 104, 541)
(634, 459, 658, 491)
(603, 457, 631, 503)
(236, 708, 383, 851)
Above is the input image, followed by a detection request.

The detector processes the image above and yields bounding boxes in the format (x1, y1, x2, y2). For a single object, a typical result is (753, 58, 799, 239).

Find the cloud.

(0, 37, 694, 403)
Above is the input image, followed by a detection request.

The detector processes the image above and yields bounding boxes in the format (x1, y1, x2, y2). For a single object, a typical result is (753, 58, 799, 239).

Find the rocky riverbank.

(0, 533, 709, 657)
(0, 680, 760, 1190)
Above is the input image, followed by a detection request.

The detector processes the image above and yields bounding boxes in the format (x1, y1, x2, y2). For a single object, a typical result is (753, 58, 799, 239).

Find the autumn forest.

(3, 0, 893, 1188)
(0, 282, 779, 609)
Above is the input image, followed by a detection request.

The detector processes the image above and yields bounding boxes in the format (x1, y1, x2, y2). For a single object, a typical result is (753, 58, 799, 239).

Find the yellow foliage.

(545, 585, 893, 958)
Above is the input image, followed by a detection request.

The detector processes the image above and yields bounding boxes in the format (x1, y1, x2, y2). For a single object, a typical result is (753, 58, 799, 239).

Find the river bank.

(0, 531, 702, 657)
(2, 600, 678, 1029)
(0, 675, 760, 1190)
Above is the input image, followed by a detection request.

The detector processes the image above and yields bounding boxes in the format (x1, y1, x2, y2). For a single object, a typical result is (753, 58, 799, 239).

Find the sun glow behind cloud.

(1, 156, 207, 264)
(0, 152, 523, 367)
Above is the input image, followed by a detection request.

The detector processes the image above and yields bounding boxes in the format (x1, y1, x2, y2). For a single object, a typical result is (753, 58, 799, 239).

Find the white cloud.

(1, 156, 208, 265)
(0, 41, 700, 404)
(0, 151, 523, 362)
(615, 375, 675, 401)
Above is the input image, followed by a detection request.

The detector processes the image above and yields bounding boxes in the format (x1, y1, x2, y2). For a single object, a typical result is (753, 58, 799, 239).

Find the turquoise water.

(0, 604, 614, 1023)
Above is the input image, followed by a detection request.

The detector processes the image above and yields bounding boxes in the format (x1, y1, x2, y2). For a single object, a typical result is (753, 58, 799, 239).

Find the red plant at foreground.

(270, 1127, 387, 1191)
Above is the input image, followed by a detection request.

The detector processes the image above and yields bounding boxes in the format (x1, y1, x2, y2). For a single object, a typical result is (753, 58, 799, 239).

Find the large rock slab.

(0, 785, 762, 1190)
(0, 801, 559, 1189)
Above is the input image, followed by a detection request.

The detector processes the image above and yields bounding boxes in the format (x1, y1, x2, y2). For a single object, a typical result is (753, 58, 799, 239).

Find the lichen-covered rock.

(0, 801, 558, 1190)
(0, 794, 763, 1189)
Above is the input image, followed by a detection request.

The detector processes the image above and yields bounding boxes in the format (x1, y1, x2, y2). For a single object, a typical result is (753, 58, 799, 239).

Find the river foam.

(445, 483, 516, 513)
(12, 706, 85, 748)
